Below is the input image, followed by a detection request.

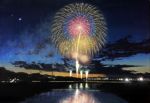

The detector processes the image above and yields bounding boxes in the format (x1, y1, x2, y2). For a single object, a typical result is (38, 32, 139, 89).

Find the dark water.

(20, 83, 128, 103)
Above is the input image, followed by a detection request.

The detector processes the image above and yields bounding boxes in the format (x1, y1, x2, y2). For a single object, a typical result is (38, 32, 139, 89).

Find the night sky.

(0, 0, 149, 73)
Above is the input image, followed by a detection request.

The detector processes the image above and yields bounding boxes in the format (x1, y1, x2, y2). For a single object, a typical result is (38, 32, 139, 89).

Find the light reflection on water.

(60, 89, 98, 103)
(21, 83, 127, 103)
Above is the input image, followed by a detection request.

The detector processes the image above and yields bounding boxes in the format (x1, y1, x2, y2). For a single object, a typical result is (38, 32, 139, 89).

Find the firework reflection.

(60, 89, 99, 103)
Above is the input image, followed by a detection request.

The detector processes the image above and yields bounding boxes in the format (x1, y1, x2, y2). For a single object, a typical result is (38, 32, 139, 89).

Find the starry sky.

(0, 0, 149, 73)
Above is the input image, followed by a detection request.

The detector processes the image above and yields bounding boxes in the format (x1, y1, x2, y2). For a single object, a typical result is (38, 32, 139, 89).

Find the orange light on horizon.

(42, 71, 106, 78)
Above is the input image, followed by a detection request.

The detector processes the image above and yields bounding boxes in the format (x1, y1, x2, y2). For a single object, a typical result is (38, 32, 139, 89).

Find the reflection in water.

(69, 83, 89, 89)
(75, 83, 78, 89)
(21, 83, 127, 103)
(60, 89, 99, 103)
(69, 84, 72, 89)
(85, 83, 89, 89)
(79, 83, 83, 89)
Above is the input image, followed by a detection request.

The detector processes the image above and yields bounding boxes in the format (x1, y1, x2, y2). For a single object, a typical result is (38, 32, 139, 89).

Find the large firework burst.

(51, 3, 107, 58)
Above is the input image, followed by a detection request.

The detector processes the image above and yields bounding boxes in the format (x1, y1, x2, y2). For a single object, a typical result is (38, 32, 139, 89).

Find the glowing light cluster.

(68, 16, 90, 37)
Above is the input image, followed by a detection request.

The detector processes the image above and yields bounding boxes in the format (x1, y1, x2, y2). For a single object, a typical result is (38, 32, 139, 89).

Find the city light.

(137, 77, 144, 81)
(125, 78, 130, 82)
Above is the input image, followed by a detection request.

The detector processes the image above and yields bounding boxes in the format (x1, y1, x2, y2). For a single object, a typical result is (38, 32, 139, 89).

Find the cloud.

(87, 59, 142, 76)
(11, 59, 142, 76)
(12, 61, 68, 72)
(98, 36, 150, 60)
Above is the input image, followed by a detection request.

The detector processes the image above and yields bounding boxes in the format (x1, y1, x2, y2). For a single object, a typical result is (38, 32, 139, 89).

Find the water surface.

(21, 83, 127, 103)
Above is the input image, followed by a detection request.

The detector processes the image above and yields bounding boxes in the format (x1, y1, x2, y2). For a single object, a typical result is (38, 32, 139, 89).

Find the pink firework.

(68, 16, 90, 37)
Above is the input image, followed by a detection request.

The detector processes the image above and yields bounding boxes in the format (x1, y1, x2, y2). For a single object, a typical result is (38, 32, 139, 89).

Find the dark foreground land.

(0, 81, 150, 103)
(96, 81, 150, 103)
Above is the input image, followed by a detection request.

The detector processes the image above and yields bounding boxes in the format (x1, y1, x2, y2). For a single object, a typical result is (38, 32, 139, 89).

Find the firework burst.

(51, 3, 107, 77)
(52, 3, 107, 56)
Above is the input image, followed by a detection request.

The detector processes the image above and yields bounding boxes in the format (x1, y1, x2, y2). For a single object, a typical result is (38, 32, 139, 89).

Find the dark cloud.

(12, 61, 68, 72)
(12, 61, 48, 71)
(87, 59, 142, 77)
(97, 36, 150, 60)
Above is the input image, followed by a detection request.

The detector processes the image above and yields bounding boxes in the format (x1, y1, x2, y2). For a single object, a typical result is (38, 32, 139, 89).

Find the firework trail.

(51, 3, 107, 77)
(75, 30, 81, 77)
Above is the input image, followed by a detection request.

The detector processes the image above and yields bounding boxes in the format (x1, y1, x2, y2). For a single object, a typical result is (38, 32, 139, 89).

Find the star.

(18, 17, 22, 21)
